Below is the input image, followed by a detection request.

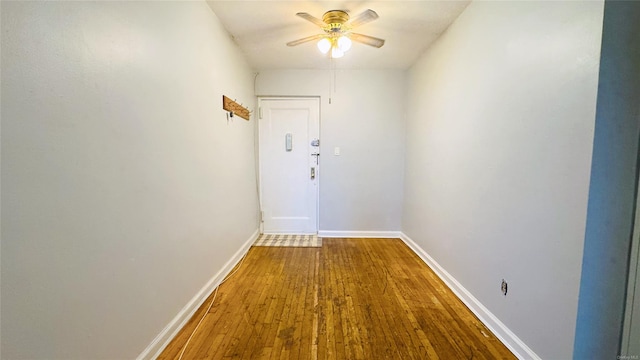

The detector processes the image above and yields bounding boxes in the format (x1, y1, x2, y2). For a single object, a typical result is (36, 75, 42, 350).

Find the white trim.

(318, 230, 401, 238)
(137, 229, 260, 360)
(399, 232, 541, 360)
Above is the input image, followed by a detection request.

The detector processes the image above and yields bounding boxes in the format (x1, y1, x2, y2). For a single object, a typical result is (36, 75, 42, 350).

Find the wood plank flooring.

(158, 238, 516, 359)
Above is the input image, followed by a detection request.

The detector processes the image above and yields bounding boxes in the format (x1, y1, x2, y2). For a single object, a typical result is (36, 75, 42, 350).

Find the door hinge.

(260, 210, 265, 222)
(259, 107, 263, 119)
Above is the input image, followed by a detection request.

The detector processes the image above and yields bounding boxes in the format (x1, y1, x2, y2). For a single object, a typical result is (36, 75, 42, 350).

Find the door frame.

(257, 96, 321, 234)
(621, 173, 640, 355)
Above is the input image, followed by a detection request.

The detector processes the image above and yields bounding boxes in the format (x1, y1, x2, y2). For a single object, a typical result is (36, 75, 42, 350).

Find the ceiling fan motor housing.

(322, 10, 349, 32)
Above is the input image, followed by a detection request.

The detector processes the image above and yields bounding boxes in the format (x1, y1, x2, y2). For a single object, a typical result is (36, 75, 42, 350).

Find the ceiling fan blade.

(296, 12, 326, 28)
(286, 34, 325, 47)
(346, 9, 379, 28)
(350, 33, 385, 48)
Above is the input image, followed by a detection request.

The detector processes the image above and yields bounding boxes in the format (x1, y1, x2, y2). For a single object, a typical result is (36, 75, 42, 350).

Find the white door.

(259, 98, 320, 234)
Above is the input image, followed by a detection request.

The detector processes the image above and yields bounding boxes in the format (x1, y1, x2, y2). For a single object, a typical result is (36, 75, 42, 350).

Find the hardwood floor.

(158, 238, 516, 359)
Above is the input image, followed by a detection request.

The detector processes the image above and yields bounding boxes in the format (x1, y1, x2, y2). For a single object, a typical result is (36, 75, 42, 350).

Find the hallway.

(159, 239, 515, 359)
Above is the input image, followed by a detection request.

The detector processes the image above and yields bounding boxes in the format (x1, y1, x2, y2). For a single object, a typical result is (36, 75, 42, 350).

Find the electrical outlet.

(501, 279, 508, 296)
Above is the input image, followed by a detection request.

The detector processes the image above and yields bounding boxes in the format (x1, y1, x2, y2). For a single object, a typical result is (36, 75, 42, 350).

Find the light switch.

(334, 147, 340, 156)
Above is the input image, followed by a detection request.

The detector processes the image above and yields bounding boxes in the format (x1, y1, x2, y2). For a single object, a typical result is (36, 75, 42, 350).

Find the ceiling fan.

(286, 9, 385, 59)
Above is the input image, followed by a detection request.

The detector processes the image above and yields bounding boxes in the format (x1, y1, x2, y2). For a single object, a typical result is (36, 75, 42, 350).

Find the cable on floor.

(177, 249, 251, 360)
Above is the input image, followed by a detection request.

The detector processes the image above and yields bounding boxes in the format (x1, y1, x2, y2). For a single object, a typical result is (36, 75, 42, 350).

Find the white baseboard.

(399, 232, 540, 360)
(137, 229, 260, 360)
(318, 230, 401, 238)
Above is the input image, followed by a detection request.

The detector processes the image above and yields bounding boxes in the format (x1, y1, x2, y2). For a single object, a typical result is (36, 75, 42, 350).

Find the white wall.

(402, 1, 604, 359)
(0, 1, 258, 358)
(256, 70, 405, 234)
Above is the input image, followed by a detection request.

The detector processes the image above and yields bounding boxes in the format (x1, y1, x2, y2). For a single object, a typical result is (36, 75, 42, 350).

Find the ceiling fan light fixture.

(290, 9, 384, 59)
(337, 36, 352, 52)
(317, 38, 331, 54)
(331, 47, 344, 58)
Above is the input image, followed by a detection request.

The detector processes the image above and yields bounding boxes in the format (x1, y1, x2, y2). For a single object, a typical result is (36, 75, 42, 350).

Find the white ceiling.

(206, 1, 471, 70)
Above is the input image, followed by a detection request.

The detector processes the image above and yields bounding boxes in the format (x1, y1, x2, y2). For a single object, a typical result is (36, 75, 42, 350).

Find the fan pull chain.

(328, 57, 333, 104)
(334, 61, 338, 93)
